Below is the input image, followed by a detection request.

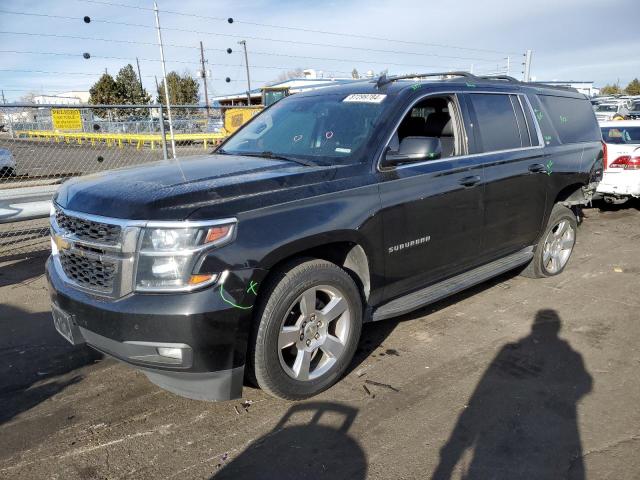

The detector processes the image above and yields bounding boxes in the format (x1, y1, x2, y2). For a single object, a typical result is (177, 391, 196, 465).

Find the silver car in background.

(0, 148, 16, 178)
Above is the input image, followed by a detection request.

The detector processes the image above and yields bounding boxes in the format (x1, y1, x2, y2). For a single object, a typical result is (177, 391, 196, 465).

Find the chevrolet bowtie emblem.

(53, 234, 70, 251)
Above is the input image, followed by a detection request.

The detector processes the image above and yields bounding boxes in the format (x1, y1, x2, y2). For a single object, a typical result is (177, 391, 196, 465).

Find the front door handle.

(528, 163, 546, 173)
(459, 175, 481, 187)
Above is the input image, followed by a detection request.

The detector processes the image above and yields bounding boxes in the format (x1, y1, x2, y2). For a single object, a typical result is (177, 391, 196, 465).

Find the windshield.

(633, 101, 640, 111)
(596, 104, 618, 112)
(220, 93, 389, 165)
(601, 127, 640, 144)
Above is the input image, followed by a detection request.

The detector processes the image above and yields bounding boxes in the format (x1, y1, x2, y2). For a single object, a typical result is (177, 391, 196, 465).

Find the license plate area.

(51, 303, 83, 345)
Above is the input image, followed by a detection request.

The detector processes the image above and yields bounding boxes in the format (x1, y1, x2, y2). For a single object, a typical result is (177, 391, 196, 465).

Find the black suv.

(47, 73, 603, 401)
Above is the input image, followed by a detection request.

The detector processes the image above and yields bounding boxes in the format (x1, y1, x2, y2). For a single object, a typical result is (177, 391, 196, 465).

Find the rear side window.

(468, 93, 523, 152)
(538, 95, 601, 144)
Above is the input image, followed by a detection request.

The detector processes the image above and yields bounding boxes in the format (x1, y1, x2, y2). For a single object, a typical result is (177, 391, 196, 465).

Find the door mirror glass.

(382, 136, 442, 167)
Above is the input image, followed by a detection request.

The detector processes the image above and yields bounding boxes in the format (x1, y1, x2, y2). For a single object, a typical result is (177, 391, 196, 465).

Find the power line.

(0, 7, 495, 67)
(74, 0, 518, 55)
(0, 28, 503, 64)
(0, 8, 507, 63)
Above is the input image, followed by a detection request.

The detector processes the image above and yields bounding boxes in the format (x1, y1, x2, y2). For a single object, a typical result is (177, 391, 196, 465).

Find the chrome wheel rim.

(278, 285, 351, 381)
(542, 219, 575, 274)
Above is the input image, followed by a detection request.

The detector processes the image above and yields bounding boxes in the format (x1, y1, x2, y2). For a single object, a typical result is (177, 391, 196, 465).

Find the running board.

(371, 247, 534, 322)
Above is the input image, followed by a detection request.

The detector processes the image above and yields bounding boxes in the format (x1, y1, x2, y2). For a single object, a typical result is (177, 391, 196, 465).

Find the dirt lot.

(1, 202, 639, 479)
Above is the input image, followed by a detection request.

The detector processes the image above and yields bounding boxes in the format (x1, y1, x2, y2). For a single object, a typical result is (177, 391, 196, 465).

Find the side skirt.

(371, 246, 534, 322)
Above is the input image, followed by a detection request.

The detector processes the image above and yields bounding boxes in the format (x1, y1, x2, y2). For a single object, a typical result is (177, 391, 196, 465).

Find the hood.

(55, 154, 343, 220)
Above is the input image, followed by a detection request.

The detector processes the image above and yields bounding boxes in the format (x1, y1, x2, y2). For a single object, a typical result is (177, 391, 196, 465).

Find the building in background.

(213, 69, 360, 106)
(32, 91, 90, 105)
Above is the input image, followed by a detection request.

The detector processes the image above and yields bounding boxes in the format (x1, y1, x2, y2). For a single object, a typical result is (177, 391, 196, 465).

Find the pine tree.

(625, 78, 640, 96)
(600, 83, 622, 96)
(157, 71, 200, 106)
(89, 73, 120, 105)
(115, 64, 150, 105)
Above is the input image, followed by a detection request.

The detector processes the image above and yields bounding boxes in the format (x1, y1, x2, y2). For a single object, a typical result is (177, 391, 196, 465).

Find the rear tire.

(248, 258, 362, 400)
(522, 204, 577, 278)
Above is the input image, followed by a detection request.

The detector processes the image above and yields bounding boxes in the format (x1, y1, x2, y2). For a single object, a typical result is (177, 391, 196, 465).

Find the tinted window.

(538, 95, 601, 144)
(468, 93, 522, 152)
(527, 94, 561, 146)
(601, 126, 640, 144)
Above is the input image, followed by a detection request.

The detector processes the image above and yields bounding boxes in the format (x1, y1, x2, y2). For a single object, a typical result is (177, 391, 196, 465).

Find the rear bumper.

(596, 171, 640, 197)
(46, 256, 262, 401)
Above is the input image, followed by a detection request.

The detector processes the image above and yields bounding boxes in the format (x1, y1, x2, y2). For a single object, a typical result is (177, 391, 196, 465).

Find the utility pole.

(155, 76, 169, 162)
(1, 90, 5, 104)
(199, 41, 210, 115)
(153, 1, 176, 159)
(135, 57, 144, 99)
(506, 56, 511, 76)
(237, 40, 251, 105)
(523, 49, 533, 82)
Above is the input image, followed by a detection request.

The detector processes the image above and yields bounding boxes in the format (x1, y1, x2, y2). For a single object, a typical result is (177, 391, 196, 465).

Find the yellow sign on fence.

(51, 109, 82, 130)
(224, 107, 263, 134)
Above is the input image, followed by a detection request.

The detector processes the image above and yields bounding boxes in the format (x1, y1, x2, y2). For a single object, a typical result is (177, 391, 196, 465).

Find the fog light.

(157, 347, 183, 360)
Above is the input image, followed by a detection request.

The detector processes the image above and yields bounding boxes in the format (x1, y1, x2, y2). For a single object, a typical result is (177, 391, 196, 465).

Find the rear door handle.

(459, 175, 481, 187)
(528, 163, 546, 173)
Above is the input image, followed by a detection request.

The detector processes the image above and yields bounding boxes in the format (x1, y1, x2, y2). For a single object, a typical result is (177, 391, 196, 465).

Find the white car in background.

(0, 147, 16, 178)
(598, 121, 640, 204)
(595, 103, 629, 122)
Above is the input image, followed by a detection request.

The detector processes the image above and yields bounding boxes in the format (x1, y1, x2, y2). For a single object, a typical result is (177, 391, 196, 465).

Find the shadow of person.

(212, 402, 367, 479)
(432, 309, 593, 480)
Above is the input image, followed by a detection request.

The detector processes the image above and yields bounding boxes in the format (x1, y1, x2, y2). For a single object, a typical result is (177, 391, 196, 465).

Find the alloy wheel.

(277, 285, 351, 381)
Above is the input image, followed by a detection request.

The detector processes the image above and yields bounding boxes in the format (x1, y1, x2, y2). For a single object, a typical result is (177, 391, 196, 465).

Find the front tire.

(249, 259, 362, 400)
(522, 204, 577, 278)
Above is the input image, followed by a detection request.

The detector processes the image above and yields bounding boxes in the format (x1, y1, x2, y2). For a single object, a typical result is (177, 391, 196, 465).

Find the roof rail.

(477, 75, 520, 82)
(375, 71, 477, 87)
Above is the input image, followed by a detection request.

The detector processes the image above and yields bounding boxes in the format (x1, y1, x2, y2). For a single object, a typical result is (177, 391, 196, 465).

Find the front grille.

(59, 250, 118, 293)
(55, 209, 121, 244)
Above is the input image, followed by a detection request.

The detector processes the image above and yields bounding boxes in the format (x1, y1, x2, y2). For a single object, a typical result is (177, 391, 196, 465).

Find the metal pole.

(199, 41, 210, 115)
(238, 40, 251, 105)
(155, 76, 169, 161)
(523, 50, 533, 82)
(506, 56, 511, 76)
(135, 57, 145, 99)
(153, 1, 176, 159)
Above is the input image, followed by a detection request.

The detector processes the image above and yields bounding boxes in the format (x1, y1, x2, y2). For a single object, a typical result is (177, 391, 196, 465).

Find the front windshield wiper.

(238, 151, 318, 167)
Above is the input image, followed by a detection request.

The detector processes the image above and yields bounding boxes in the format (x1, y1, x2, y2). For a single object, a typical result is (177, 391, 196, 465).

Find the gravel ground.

(0, 201, 638, 479)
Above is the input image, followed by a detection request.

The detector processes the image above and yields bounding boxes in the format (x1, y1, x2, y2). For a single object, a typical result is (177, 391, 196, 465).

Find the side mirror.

(381, 136, 442, 168)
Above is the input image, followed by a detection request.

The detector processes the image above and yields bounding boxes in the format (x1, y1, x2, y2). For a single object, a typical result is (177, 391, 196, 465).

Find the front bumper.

(46, 256, 261, 401)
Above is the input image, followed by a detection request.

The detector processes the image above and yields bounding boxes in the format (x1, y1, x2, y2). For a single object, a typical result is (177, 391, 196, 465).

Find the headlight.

(135, 220, 236, 292)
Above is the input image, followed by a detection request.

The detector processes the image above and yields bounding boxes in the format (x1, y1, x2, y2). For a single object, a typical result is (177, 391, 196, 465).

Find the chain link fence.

(0, 103, 235, 258)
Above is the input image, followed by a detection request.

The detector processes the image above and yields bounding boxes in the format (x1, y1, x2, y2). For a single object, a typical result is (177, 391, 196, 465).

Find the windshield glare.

(220, 94, 388, 164)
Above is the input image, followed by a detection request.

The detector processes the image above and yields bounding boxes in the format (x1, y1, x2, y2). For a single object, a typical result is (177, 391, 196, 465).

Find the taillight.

(602, 141, 608, 170)
(609, 155, 640, 170)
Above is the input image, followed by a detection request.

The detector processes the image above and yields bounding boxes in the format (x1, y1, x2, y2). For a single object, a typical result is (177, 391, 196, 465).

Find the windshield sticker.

(335, 147, 351, 153)
(293, 134, 303, 143)
(343, 94, 387, 104)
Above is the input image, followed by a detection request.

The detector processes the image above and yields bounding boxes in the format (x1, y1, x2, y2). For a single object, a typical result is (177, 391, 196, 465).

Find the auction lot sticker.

(51, 109, 82, 130)
(343, 94, 387, 103)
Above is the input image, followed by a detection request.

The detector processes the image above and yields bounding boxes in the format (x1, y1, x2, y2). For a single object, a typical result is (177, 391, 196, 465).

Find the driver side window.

(388, 95, 463, 161)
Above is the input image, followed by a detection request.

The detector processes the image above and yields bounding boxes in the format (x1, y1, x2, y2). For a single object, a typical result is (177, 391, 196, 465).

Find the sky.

(1, 0, 640, 102)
